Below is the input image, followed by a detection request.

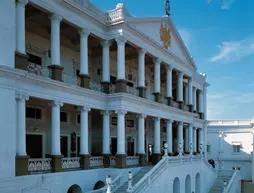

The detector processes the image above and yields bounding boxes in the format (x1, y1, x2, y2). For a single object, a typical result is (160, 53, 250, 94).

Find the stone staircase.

(113, 166, 152, 193)
(209, 170, 234, 193)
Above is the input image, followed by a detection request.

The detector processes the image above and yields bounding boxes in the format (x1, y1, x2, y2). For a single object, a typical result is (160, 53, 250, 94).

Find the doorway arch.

(67, 184, 82, 193)
(93, 181, 105, 190)
(195, 173, 201, 193)
(185, 175, 191, 193)
(173, 177, 180, 193)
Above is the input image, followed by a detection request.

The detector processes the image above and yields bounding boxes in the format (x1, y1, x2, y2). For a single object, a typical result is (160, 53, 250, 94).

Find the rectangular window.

(26, 107, 42, 119)
(232, 145, 241, 153)
(60, 112, 68, 123)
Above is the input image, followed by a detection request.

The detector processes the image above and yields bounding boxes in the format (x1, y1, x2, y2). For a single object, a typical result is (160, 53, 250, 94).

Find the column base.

(80, 74, 90, 88)
(188, 105, 193, 112)
(15, 51, 29, 70)
(166, 97, 172, 106)
(101, 82, 111, 94)
(199, 113, 204, 119)
(115, 79, 127, 93)
(115, 154, 127, 168)
(151, 153, 161, 165)
(178, 101, 184, 110)
(138, 154, 147, 166)
(168, 152, 174, 156)
(153, 93, 161, 103)
(16, 155, 29, 176)
(80, 154, 90, 169)
(48, 65, 64, 81)
(51, 155, 63, 172)
(137, 87, 146, 98)
(103, 154, 111, 168)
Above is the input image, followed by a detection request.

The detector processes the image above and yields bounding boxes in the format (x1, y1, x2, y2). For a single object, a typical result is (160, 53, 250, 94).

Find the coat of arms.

(160, 22, 171, 49)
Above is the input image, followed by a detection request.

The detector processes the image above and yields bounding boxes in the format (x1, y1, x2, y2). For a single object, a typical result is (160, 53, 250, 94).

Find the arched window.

(185, 175, 191, 193)
(195, 173, 201, 193)
(67, 184, 82, 193)
(173, 177, 180, 193)
(93, 181, 105, 190)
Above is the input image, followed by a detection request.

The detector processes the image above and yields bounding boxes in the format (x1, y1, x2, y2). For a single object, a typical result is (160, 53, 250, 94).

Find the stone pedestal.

(138, 154, 147, 166)
(199, 113, 204, 119)
(166, 97, 172, 106)
(101, 82, 111, 94)
(80, 154, 91, 169)
(152, 153, 161, 165)
(137, 87, 146, 98)
(115, 80, 127, 93)
(80, 74, 90, 88)
(16, 155, 29, 176)
(48, 65, 63, 81)
(103, 154, 111, 168)
(188, 105, 193, 112)
(15, 52, 28, 70)
(153, 93, 161, 103)
(115, 154, 127, 168)
(178, 101, 184, 110)
(51, 155, 63, 172)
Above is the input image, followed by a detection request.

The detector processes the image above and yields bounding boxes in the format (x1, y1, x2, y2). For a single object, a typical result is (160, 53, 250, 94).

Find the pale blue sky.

(92, 0, 254, 119)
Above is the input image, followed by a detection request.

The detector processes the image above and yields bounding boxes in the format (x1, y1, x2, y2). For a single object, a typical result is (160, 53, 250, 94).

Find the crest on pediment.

(160, 21, 171, 49)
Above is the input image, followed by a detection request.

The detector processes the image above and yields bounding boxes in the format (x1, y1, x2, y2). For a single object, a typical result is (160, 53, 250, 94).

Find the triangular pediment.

(127, 16, 195, 68)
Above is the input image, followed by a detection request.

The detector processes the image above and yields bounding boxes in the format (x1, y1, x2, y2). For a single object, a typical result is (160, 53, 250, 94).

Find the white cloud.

(178, 28, 192, 49)
(208, 0, 236, 9)
(209, 37, 254, 63)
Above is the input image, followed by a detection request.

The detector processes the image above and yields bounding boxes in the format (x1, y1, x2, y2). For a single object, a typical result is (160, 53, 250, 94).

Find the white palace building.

(0, 0, 224, 193)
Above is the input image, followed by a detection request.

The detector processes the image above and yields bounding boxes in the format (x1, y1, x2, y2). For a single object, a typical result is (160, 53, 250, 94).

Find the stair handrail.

(223, 170, 240, 193)
(130, 157, 168, 193)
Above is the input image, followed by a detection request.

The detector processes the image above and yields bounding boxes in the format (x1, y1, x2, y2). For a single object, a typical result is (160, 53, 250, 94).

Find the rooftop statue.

(165, 0, 171, 16)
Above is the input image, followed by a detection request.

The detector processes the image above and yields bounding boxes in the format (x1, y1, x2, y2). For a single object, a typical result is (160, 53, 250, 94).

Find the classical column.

(184, 84, 188, 105)
(137, 114, 146, 165)
(198, 128, 204, 156)
(15, 0, 29, 69)
(153, 59, 161, 102)
(198, 90, 204, 119)
(166, 119, 173, 155)
(189, 124, 194, 156)
(193, 127, 197, 154)
(177, 71, 184, 109)
(115, 37, 127, 93)
(15, 93, 29, 176)
(193, 87, 197, 112)
(177, 121, 183, 156)
(153, 117, 161, 164)
(188, 78, 193, 111)
(79, 28, 90, 88)
(166, 65, 173, 106)
(101, 40, 111, 93)
(102, 110, 111, 167)
(184, 126, 189, 153)
(137, 49, 146, 98)
(116, 110, 127, 168)
(50, 101, 63, 172)
(80, 106, 90, 169)
(48, 14, 63, 81)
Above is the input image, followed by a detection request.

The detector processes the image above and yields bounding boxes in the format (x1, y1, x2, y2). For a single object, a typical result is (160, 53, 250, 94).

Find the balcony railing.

(90, 156, 104, 168)
(61, 157, 80, 169)
(28, 158, 52, 173)
(126, 156, 139, 166)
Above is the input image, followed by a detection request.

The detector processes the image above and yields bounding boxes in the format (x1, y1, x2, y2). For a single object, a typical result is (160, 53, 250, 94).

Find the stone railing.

(90, 156, 104, 168)
(27, 62, 42, 75)
(28, 158, 52, 173)
(61, 157, 80, 169)
(106, 4, 125, 24)
(223, 170, 241, 193)
(126, 156, 139, 167)
(110, 156, 116, 167)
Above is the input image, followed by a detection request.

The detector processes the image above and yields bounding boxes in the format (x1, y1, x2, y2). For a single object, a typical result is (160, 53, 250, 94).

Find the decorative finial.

(165, 0, 171, 16)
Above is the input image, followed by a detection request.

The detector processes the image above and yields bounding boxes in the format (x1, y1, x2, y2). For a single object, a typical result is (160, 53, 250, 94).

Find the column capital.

(166, 119, 173, 124)
(137, 114, 146, 119)
(15, 92, 29, 101)
(115, 36, 127, 45)
(177, 70, 183, 77)
(115, 109, 127, 115)
(153, 58, 162, 64)
(101, 110, 111, 116)
(16, 0, 29, 6)
(153, 117, 161, 121)
(101, 40, 112, 47)
(166, 64, 173, 71)
(79, 28, 90, 37)
(189, 123, 194, 127)
(51, 100, 63, 107)
(81, 106, 91, 112)
(177, 121, 183, 126)
(138, 48, 146, 55)
(50, 14, 63, 23)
